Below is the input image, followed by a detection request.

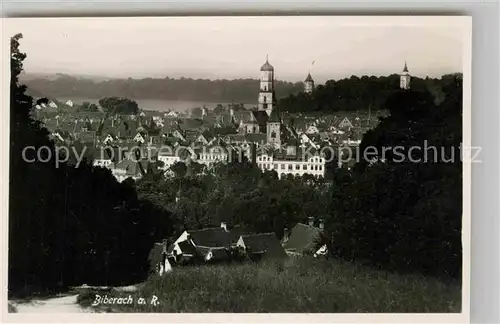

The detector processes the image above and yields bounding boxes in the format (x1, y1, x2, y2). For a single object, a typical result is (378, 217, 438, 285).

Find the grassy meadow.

(78, 257, 461, 313)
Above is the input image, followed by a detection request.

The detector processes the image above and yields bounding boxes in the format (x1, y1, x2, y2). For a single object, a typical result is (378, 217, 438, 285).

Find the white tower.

(258, 55, 275, 116)
(304, 73, 314, 94)
(400, 61, 411, 90)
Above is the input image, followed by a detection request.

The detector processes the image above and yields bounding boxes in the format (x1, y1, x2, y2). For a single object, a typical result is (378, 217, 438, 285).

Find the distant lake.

(57, 97, 255, 112)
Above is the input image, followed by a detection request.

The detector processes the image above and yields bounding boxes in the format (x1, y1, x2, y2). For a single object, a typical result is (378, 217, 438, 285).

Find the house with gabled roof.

(238, 110, 269, 134)
(110, 157, 151, 182)
(282, 217, 330, 257)
(334, 116, 354, 130)
(133, 132, 146, 144)
(298, 133, 319, 149)
(165, 222, 253, 265)
(93, 145, 124, 169)
(171, 129, 186, 142)
(236, 233, 287, 261)
(166, 110, 179, 118)
(156, 145, 194, 171)
(305, 124, 320, 135)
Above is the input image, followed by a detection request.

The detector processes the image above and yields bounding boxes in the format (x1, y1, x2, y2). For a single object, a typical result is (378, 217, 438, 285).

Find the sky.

(6, 16, 468, 83)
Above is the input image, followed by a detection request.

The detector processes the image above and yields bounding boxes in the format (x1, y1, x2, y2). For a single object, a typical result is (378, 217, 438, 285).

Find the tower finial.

(403, 61, 408, 72)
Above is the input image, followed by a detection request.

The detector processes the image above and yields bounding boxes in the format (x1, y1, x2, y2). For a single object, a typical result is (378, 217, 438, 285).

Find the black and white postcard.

(2, 16, 471, 323)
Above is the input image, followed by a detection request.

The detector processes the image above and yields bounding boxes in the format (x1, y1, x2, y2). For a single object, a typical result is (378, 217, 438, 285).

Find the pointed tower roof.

(304, 73, 314, 82)
(260, 55, 274, 72)
(403, 61, 409, 73)
(268, 107, 280, 123)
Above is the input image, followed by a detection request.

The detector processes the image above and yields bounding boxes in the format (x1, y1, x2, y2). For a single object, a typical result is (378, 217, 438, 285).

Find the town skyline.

(7, 16, 465, 83)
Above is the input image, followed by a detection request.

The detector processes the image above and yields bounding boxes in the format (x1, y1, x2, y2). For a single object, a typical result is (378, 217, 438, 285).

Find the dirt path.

(8, 284, 142, 313)
(9, 294, 91, 313)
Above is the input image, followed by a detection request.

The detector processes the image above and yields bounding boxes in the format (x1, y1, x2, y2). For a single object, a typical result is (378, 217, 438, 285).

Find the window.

(303, 165, 307, 170)
(281, 164, 285, 170)
(319, 165, 323, 171)
(264, 86, 267, 91)
(288, 164, 292, 170)
(315, 165, 318, 171)
(264, 97, 267, 103)
(263, 104, 268, 109)
(295, 164, 300, 170)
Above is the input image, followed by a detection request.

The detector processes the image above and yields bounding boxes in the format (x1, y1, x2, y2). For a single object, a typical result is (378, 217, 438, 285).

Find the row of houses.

(40, 105, 367, 183)
(150, 217, 329, 275)
(41, 106, 365, 149)
(91, 137, 335, 182)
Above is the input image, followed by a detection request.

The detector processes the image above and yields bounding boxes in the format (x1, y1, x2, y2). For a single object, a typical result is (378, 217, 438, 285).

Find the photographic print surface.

(4, 16, 470, 318)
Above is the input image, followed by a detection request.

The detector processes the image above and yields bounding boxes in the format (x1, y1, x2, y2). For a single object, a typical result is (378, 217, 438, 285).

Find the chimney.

(319, 219, 324, 230)
(308, 217, 315, 227)
(230, 108, 234, 118)
(220, 221, 228, 232)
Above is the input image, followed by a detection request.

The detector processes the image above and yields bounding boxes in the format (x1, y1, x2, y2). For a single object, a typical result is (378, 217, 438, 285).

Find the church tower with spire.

(400, 61, 411, 90)
(258, 55, 275, 116)
(304, 72, 314, 94)
(266, 105, 281, 148)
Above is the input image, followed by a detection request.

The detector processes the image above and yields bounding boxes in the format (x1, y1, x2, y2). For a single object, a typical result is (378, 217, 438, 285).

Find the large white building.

(256, 145, 326, 179)
(195, 145, 233, 169)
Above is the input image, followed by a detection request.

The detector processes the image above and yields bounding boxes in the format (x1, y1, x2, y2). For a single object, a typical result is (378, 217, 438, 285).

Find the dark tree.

(9, 35, 175, 297)
(98, 97, 139, 115)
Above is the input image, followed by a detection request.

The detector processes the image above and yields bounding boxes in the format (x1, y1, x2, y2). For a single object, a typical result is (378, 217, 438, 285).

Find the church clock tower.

(258, 55, 275, 116)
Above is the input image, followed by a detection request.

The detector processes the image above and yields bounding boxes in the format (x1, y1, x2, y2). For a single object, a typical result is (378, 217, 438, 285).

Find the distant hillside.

(22, 74, 304, 103)
(20, 72, 116, 82)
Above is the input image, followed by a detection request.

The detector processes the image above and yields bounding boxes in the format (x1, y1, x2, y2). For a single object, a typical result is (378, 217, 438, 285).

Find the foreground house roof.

(283, 223, 328, 255)
(189, 227, 232, 248)
(237, 233, 287, 258)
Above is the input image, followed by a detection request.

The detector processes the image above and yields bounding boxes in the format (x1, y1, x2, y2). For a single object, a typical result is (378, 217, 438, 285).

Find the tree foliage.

(136, 161, 330, 238)
(9, 34, 175, 297)
(98, 97, 139, 115)
(278, 74, 459, 114)
(77, 101, 99, 112)
(327, 78, 463, 278)
(23, 76, 304, 104)
(135, 77, 463, 279)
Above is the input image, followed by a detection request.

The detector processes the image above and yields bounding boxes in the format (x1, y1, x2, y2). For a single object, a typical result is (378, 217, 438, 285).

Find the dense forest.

(277, 74, 462, 113)
(22, 74, 304, 103)
(10, 34, 462, 299)
(23, 72, 461, 115)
